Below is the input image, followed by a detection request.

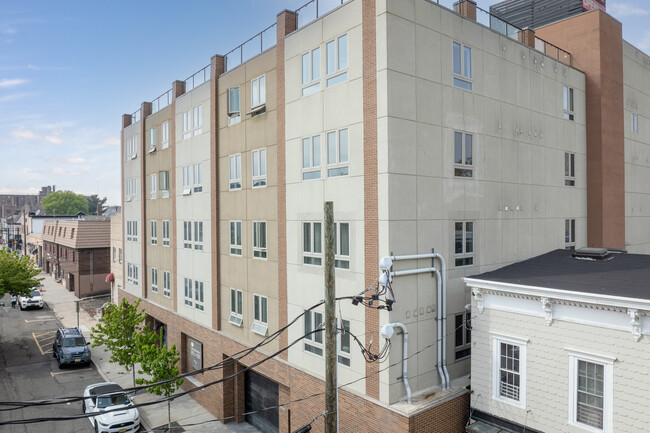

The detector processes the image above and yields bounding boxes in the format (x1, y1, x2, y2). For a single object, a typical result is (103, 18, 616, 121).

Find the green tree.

(41, 190, 89, 215)
(136, 334, 183, 431)
(91, 298, 156, 385)
(86, 195, 107, 215)
(0, 249, 43, 298)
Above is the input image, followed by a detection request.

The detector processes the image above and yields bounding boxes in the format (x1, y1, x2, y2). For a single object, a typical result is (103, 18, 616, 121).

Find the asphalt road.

(0, 294, 101, 433)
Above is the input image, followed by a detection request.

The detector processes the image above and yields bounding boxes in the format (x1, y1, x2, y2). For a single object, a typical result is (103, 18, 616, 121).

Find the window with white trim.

(334, 222, 350, 269)
(565, 219, 576, 250)
(162, 270, 170, 297)
(452, 42, 472, 90)
(303, 222, 322, 266)
(126, 178, 137, 201)
(327, 129, 348, 177)
(338, 319, 351, 366)
(252, 294, 268, 336)
(326, 34, 348, 87)
(159, 171, 170, 198)
(149, 127, 156, 152)
(565, 152, 576, 186)
(251, 75, 266, 108)
(192, 104, 202, 135)
(455, 311, 471, 360)
(127, 263, 139, 286)
(194, 221, 203, 250)
(492, 334, 527, 409)
(228, 87, 241, 125)
(127, 221, 138, 243)
(564, 85, 575, 120)
(454, 221, 474, 267)
(162, 220, 170, 247)
(304, 310, 323, 356)
(151, 267, 158, 293)
(183, 221, 192, 249)
(230, 221, 242, 256)
(302, 47, 321, 96)
(126, 135, 138, 160)
(252, 149, 267, 188)
(253, 221, 267, 259)
(194, 280, 204, 311)
(182, 110, 191, 139)
(161, 121, 169, 149)
(150, 220, 158, 245)
(229, 288, 243, 327)
(193, 163, 203, 193)
(567, 349, 613, 432)
(184, 277, 193, 307)
(182, 165, 192, 195)
(454, 132, 473, 177)
(150, 173, 157, 199)
(229, 154, 242, 190)
(631, 113, 639, 133)
(302, 135, 321, 180)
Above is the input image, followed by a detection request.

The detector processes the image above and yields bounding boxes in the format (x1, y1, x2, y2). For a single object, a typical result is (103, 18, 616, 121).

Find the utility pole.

(323, 201, 337, 433)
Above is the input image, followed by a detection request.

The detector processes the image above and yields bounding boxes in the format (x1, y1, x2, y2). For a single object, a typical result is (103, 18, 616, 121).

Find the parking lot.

(0, 295, 101, 433)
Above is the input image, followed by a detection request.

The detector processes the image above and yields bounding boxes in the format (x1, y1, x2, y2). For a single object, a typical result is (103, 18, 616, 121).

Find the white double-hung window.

(229, 154, 242, 190)
(452, 41, 472, 90)
(230, 221, 242, 255)
(193, 163, 203, 192)
(229, 288, 243, 326)
(162, 270, 170, 297)
(455, 221, 474, 267)
(192, 104, 202, 135)
(194, 280, 204, 311)
(182, 165, 192, 195)
(303, 222, 322, 266)
(253, 221, 267, 259)
(194, 221, 203, 251)
(228, 87, 241, 125)
(302, 135, 321, 180)
(182, 110, 191, 139)
(326, 34, 348, 87)
(564, 85, 575, 120)
(454, 132, 473, 177)
(150, 173, 157, 199)
(162, 220, 170, 246)
(252, 294, 268, 336)
(151, 268, 158, 293)
(302, 47, 321, 96)
(149, 128, 156, 152)
(492, 334, 527, 409)
(161, 121, 169, 149)
(183, 221, 192, 249)
(334, 222, 350, 269)
(327, 129, 349, 177)
(150, 220, 157, 245)
(251, 75, 266, 108)
(304, 310, 323, 356)
(252, 149, 267, 188)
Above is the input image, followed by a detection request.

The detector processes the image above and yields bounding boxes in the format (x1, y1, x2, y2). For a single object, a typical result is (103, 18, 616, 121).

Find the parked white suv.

(18, 289, 43, 310)
(82, 382, 140, 433)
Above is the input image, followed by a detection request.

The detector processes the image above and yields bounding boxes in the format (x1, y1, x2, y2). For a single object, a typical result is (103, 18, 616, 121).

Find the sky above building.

(0, 0, 647, 205)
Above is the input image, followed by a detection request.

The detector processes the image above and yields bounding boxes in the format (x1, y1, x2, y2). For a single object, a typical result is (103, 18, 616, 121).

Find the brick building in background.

(119, 0, 649, 432)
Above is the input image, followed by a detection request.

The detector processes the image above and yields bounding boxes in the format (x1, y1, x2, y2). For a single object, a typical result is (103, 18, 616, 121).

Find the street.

(0, 294, 100, 433)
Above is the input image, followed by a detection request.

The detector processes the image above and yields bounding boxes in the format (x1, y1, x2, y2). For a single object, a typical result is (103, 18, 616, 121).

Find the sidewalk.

(39, 271, 260, 433)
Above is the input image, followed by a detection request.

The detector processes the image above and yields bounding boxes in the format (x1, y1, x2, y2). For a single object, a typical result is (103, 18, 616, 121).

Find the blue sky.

(0, 0, 647, 206)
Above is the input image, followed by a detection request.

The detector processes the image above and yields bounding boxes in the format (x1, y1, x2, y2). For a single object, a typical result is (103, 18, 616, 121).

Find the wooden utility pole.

(323, 201, 337, 433)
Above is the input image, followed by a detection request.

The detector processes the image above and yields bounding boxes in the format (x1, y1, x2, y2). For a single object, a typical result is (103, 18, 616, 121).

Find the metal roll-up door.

(245, 370, 279, 433)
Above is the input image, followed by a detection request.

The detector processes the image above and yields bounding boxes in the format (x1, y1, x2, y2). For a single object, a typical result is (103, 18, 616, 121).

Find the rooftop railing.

(535, 37, 572, 66)
(185, 64, 211, 91)
(224, 23, 277, 72)
(131, 109, 141, 124)
(151, 89, 172, 114)
(295, 0, 349, 29)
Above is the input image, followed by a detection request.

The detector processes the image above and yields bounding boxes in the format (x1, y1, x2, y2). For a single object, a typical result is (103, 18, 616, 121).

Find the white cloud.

(0, 28, 16, 35)
(0, 92, 31, 102)
(66, 157, 86, 164)
(608, 3, 649, 17)
(51, 167, 81, 176)
(0, 78, 27, 87)
(11, 129, 39, 140)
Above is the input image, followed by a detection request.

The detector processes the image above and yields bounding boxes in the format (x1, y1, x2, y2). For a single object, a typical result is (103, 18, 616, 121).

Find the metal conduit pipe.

(380, 322, 412, 404)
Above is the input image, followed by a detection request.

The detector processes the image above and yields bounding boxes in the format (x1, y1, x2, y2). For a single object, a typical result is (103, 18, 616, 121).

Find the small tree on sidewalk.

(0, 249, 42, 298)
(91, 298, 157, 386)
(136, 334, 183, 432)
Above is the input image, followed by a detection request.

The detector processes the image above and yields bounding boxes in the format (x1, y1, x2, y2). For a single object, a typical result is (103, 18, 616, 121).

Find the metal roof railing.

(295, 0, 348, 29)
(185, 64, 211, 92)
(224, 23, 277, 72)
(151, 89, 172, 114)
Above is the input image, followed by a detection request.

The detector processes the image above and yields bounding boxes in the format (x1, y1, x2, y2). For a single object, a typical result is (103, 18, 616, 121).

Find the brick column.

(210, 55, 225, 331)
(454, 0, 477, 21)
(140, 101, 152, 299)
(171, 80, 186, 312)
(362, 0, 380, 400)
(519, 28, 536, 48)
(276, 9, 297, 361)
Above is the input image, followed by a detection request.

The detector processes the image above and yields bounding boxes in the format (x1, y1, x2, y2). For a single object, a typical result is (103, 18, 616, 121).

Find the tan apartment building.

(119, 0, 649, 432)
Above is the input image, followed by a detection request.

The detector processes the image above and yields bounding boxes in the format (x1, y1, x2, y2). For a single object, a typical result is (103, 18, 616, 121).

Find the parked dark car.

(52, 327, 91, 368)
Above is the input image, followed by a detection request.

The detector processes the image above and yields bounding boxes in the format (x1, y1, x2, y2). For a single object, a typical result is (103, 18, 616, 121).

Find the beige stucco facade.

(110, 211, 123, 303)
(123, 120, 142, 299)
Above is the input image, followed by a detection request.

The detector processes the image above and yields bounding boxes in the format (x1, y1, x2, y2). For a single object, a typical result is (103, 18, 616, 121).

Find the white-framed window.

(149, 127, 156, 152)
(567, 349, 614, 432)
(251, 75, 266, 108)
(126, 135, 138, 160)
(326, 129, 349, 177)
(454, 132, 473, 177)
(228, 87, 241, 125)
(161, 121, 169, 149)
(455, 311, 471, 360)
(193, 163, 203, 193)
(192, 104, 202, 135)
(127, 178, 137, 200)
(326, 34, 348, 87)
(230, 221, 242, 256)
(302, 135, 321, 180)
(162, 220, 170, 247)
(252, 149, 267, 188)
(150, 173, 157, 199)
(304, 310, 323, 356)
(229, 288, 243, 327)
(338, 319, 351, 366)
(492, 334, 528, 409)
(127, 263, 132, 284)
(565, 152, 576, 186)
(182, 110, 191, 139)
(159, 171, 170, 198)
(302, 47, 321, 96)
(631, 112, 639, 133)
(194, 221, 203, 251)
(182, 165, 192, 195)
(151, 267, 158, 293)
(150, 220, 158, 245)
(334, 222, 350, 269)
(565, 219, 576, 250)
(303, 222, 322, 266)
(452, 41, 472, 90)
(127, 263, 138, 286)
(252, 294, 268, 336)
(112, 247, 116, 262)
(229, 154, 242, 190)
(127, 221, 138, 243)
(125, 179, 131, 201)
(119, 248, 122, 263)
(253, 221, 267, 259)
(564, 85, 575, 120)
(183, 278, 193, 307)
(194, 280, 204, 311)
(163, 270, 171, 297)
(455, 221, 474, 267)
(183, 221, 192, 249)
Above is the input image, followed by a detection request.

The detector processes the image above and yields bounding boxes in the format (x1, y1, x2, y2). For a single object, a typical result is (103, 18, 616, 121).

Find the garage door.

(245, 370, 279, 433)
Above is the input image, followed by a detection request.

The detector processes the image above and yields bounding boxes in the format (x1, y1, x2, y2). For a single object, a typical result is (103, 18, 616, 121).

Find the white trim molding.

(473, 287, 484, 313)
(541, 297, 553, 326)
(491, 333, 529, 410)
(628, 309, 641, 342)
